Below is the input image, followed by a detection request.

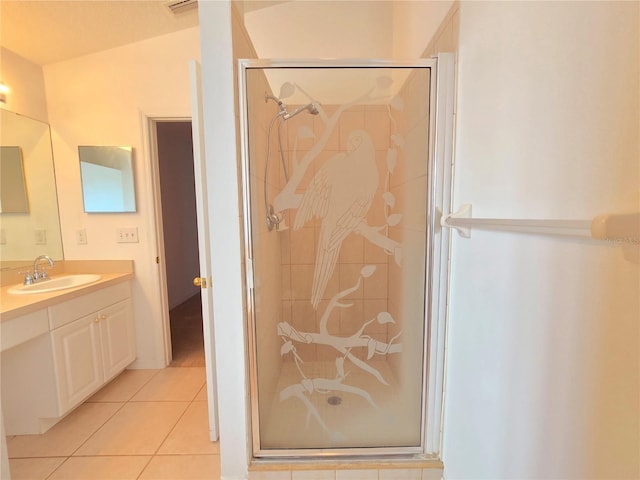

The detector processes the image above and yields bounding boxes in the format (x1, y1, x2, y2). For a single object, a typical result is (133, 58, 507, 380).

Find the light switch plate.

(117, 227, 139, 243)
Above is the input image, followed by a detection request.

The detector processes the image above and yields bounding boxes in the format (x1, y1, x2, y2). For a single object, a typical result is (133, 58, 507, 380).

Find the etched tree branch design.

(277, 265, 402, 440)
(269, 78, 408, 441)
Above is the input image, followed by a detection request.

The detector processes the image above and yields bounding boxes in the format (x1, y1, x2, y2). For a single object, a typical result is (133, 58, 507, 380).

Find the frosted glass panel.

(244, 66, 431, 452)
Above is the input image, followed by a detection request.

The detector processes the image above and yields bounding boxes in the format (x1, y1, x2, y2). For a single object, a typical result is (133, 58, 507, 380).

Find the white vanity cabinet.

(96, 299, 137, 380)
(1, 279, 136, 435)
(51, 313, 104, 413)
(49, 281, 136, 416)
(50, 298, 135, 414)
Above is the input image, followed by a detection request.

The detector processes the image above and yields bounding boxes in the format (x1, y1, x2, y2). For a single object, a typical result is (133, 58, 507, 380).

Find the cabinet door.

(51, 315, 103, 414)
(99, 299, 136, 382)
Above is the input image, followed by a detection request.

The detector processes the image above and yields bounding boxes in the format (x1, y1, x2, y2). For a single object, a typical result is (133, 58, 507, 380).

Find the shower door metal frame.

(238, 56, 455, 460)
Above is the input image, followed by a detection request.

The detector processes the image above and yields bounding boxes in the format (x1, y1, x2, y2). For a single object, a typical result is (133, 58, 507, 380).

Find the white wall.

(0, 48, 48, 123)
(43, 27, 201, 368)
(244, 1, 395, 59)
(443, 2, 639, 479)
(199, 2, 249, 478)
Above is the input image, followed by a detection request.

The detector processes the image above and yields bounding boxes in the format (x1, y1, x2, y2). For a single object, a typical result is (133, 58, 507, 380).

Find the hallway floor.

(169, 293, 205, 367)
(6, 367, 220, 479)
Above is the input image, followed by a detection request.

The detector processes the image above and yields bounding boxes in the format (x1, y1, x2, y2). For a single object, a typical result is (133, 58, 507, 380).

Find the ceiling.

(0, 0, 451, 104)
(0, 0, 304, 66)
(0, 1, 451, 67)
(0, 0, 199, 66)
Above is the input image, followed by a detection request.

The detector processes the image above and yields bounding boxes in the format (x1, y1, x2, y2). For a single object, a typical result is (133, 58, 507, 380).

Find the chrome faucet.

(32, 255, 55, 281)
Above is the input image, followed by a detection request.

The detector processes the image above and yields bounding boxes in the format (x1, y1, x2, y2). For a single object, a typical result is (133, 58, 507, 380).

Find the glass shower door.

(240, 61, 435, 455)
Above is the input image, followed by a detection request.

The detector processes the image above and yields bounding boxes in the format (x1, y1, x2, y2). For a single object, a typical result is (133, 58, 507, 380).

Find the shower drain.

(327, 396, 342, 406)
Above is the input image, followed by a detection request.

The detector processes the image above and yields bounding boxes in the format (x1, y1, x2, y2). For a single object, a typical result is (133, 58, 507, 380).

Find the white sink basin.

(7, 274, 102, 295)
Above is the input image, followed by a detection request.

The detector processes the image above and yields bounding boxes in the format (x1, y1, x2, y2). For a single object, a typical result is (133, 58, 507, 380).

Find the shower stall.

(238, 59, 452, 458)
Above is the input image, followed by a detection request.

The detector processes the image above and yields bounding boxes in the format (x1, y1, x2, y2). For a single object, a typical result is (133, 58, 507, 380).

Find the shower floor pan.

(261, 359, 422, 451)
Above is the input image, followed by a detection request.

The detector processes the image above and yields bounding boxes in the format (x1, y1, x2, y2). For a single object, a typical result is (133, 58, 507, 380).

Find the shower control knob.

(193, 277, 207, 288)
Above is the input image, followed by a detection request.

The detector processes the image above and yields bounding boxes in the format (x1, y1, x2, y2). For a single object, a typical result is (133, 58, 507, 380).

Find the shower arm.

(265, 93, 319, 120)
(265, 94, 287, 117)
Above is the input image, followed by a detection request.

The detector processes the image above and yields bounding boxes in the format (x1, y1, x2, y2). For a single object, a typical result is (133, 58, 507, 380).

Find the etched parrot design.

(294, 129, 378, 309)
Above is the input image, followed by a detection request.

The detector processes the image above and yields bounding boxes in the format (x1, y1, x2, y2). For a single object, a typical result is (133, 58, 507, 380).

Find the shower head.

(265, 93, 319, 120)
(283, 103, 319, 120)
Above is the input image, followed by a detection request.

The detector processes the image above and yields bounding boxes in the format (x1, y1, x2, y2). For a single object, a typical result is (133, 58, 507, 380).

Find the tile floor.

(5, 293, 443, 480)
(6, 293, 216, 479)
(6, 367, 219, 480)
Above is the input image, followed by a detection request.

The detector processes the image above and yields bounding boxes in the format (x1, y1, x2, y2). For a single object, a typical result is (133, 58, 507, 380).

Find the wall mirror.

(0, 146, 30, 213)
(0, 109, 64, 269)
(79, 146, 136, 213)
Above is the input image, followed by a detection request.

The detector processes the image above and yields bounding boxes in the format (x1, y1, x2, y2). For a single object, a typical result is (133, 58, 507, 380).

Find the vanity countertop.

(0, 260, 134, 321)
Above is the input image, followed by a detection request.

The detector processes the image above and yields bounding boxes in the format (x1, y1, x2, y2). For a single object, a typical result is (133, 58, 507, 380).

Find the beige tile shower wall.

(386, 6, 460, 387)
(246, 68, 286, 422)
(280, 105, 393, 363)
(387, 68, 432, 390)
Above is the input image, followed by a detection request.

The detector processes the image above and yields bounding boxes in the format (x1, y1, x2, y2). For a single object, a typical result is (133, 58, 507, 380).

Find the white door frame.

(140, 92, 219, 441)
(140, 108, 191, 367)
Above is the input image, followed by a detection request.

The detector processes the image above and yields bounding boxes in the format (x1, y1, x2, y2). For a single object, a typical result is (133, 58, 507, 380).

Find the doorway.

(154, 120, 205, 367)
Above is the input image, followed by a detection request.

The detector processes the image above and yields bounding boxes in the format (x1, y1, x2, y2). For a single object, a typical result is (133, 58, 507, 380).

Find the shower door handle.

(193, 276, 207, 288)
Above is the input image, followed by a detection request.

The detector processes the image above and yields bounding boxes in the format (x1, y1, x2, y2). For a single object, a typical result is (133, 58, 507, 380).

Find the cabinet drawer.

(48, 282, 131, 330)
(0, 309, 49, 352)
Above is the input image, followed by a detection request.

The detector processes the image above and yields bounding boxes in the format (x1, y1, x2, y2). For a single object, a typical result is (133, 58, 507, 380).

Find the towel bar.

(441, 204, 640, 244)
